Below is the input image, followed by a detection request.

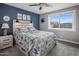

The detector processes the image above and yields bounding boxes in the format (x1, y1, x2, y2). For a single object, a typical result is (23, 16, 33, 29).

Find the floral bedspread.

(14, 30, 56, 56)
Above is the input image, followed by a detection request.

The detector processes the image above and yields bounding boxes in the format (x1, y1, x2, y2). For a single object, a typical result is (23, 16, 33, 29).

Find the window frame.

(48, 10, 76, 31)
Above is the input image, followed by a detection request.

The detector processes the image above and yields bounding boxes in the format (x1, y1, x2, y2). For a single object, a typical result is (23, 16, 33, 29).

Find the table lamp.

(1, 23, 9, 35)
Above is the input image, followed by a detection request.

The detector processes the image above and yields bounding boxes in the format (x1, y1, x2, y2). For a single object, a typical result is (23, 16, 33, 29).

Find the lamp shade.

(1, 23, 9, 29)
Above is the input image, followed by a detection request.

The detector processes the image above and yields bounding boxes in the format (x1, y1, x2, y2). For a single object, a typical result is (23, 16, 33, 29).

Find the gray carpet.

(48, 41, 79, 56)
(0, 46, 24, 56)
(0, 41, 79, 56)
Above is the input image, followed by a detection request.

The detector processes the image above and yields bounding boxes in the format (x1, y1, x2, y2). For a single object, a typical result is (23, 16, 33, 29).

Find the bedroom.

(0, 3, 79, 56)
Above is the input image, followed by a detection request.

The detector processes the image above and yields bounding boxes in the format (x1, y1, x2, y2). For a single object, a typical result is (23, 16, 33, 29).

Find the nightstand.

(0, 35, 13, 49)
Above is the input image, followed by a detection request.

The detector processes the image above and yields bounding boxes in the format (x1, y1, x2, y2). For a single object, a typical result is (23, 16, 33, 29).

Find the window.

(60, 12, 72, 28)
(48, 10, 75, 30)
(50, 15, 60, 28)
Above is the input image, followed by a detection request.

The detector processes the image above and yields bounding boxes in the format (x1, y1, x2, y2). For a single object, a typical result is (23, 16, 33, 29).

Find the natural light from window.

(48, 10, 75, 31)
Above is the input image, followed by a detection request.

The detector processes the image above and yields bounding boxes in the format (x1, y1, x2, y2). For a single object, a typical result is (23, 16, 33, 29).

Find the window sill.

(48, 28, 76, 32)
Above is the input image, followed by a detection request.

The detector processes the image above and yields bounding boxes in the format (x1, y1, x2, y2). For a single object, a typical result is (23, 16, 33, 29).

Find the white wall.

(40, 5, 79, 43)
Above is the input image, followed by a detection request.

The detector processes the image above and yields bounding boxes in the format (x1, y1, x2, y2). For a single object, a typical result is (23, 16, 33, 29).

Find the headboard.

(13, 20, 33, 32)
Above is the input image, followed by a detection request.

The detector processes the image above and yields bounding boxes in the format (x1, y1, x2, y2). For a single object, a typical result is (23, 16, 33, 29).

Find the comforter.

(14, 30, 56, 56)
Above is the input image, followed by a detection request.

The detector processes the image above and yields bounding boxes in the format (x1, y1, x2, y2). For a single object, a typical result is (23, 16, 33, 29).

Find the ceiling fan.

(29, 3, 52, 10)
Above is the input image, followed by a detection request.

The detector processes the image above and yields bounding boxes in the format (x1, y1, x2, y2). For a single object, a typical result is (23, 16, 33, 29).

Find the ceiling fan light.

(39, 7, 42, 10)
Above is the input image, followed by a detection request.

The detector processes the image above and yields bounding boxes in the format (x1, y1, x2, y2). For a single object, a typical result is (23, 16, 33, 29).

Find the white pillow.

(28, 27, 37, 31)
(17, 27, 29, 33)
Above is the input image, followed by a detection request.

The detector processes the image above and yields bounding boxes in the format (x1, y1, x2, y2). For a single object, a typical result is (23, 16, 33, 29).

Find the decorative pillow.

(17, 27, 29, 33)
(28, 27, 37, 31)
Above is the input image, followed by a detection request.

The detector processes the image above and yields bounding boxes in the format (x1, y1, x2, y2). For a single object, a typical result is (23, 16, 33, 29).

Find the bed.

(13, 20, 56, 56)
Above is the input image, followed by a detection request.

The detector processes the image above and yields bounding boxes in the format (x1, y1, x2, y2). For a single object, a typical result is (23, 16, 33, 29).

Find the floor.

(0, 46, 24, 56)
(48, 41, 79, 56)
(0, 41, 79, 56)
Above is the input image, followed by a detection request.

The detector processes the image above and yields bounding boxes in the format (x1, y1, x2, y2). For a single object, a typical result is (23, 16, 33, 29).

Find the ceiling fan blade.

(29, 4, 39, 6)
(45, 4, 52, 7)
(29, 3, 52, 11)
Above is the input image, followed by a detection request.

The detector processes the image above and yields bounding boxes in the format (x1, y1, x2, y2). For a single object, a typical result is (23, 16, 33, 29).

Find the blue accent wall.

(0, 3, 39, 35)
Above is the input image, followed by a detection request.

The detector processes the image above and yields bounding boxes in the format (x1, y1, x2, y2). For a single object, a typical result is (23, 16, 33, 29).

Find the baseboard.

(55, 38, 79, 45)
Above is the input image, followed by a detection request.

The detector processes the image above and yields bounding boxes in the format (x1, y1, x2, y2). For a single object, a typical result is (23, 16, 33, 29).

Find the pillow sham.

(17, 27, 29, 33)
(28, 27, 37, 31)
(20, 28, 29, 32)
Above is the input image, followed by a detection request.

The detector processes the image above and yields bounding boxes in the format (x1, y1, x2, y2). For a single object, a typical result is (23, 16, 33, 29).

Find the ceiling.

(6, 3, 79, 14)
